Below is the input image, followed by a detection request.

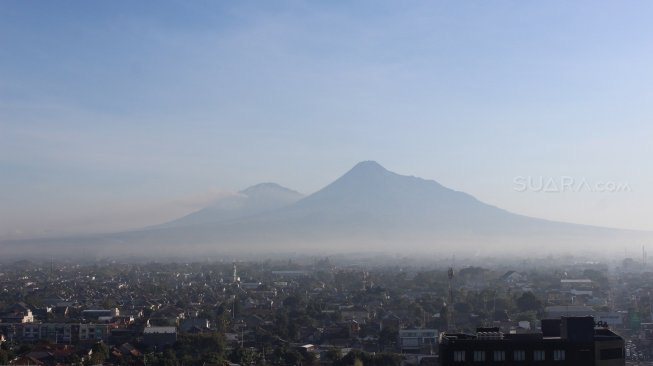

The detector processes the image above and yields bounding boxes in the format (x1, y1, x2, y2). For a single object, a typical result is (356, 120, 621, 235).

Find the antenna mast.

(643, 245, 647, 267)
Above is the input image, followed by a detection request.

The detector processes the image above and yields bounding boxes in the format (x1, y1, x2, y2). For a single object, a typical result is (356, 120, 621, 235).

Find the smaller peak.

(240, 182, 283, 193)
(239, 183, 301, 196)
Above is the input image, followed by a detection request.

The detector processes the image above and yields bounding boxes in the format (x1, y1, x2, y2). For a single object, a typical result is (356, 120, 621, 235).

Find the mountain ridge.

(1, 161, 648, 258)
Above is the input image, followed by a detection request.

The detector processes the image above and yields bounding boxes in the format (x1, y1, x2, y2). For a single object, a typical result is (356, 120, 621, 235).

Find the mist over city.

(1, 1, 652, 365)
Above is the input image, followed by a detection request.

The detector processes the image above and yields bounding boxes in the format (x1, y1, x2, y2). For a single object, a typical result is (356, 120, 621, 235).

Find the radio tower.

(643, 245, 647, 267)
(448, 267, 456, 331)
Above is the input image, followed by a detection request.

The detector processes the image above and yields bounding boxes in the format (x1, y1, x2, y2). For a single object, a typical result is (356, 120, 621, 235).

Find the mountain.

(290, 160, 506, 223)
(1, 161, 647, 258)
(218, 161, 626, 249)
(158, 183, 303, 228)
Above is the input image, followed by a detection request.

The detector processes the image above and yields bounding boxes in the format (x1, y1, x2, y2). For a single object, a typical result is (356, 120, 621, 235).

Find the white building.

(399, 328, 438, 353)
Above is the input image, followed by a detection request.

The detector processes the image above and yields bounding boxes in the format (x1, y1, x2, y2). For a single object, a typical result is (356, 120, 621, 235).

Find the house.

(340, 307, 370, 323)
(23, 351, 55, 365)
(149, 306, 185, 326)
(9, 355, 44, 365)
(243, 314, 265, 328)
(81, 308, 119, 322)
(380, 312, 402, 330)
(143, 326, 177, 348)
(1, 303, 34, 323)
(114, 342, 141, 357)
(560, 279, 593, 289)
(545, 305, 596, 319)
(240, 282, 262, 290)
(110, 327, 139, 345)
(500, 271, 525, 284)
(180, 318, 211, 333)
(224, 332, 240, 346)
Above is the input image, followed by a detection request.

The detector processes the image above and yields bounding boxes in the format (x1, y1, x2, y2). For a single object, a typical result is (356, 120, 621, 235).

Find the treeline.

(332, 349, 402, 366)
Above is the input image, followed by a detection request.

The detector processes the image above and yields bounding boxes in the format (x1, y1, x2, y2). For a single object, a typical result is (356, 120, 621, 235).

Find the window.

(554, 350, 565, 361)
(453, 351, 465, 362)
(493, 350, 505, 361)
(474, 350, 485, 362)
(514, 350, 526, 361)
(534, 350, 546, 361)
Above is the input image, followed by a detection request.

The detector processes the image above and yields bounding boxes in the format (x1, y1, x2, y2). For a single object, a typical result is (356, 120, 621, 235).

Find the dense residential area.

(0, 255, 650, 365)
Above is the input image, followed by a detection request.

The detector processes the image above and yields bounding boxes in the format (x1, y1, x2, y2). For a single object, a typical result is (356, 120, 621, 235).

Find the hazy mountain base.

(1, 218, 647, 260)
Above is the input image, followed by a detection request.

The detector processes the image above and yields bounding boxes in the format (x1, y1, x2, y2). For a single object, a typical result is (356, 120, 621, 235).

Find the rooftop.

(143, 326, 176, 334)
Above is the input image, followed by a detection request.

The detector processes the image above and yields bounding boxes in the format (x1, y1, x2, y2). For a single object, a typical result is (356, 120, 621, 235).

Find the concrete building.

(81, 308, 119, 322)
(143, 326, 177, 348)
(0, 303, 34, 323)
(439, 317, 624, 365)
(561, 279, 593, 289)
(545, 305, 596, 319)
(0, 322, 112, 343)
(399, 328, 438, 353)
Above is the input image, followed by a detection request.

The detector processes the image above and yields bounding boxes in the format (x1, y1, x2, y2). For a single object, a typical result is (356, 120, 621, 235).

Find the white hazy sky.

(1, 1, 652, 239)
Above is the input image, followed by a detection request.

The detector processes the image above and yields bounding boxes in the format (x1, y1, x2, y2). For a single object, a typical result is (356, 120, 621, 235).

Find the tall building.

(438, 316, 624, 365)
(232, 262, 239, 284)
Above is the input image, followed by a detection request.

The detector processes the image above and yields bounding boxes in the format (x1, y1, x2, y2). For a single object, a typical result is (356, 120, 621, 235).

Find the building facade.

(399, 328, 438, 353)
(143, 326, 177, 348)
(439, 317, 624, 366)
(0, 322, 113, 343)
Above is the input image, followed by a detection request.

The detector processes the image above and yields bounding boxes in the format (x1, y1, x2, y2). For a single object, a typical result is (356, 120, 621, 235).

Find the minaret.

(448, 267, 456, 331)
(232, 262, 238, 284)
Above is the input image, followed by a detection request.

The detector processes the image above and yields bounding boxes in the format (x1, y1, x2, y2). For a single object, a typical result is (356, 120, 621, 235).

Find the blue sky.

(1, 1, 652, 238)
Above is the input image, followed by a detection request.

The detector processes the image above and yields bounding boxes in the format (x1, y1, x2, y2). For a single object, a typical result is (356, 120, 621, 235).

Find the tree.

(514, 310, 538, 325)
(516, 292, 542, 312)
(179, 333, 226, 361)
(91, 342, 109, 359)
(87, 342, 109, 365)
(0, 349, 10, 365)
(374, 353, 402, 366)
(283, 349, 302, 365)
(203, 352, 225, 365)
(230, 347, 257, 365)
(301, 350, 317, 365)
(336, 350, 400, 366)
(68, 354, 82, 366)
(323, 348, 342, 364)
(283, 295, 304, 309)
(379, 326, 398, 350)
